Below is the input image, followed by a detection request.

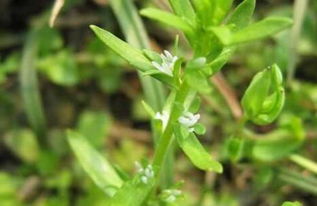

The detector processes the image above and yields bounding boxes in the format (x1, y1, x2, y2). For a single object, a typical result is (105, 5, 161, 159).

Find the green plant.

(65, 0, 311, 205)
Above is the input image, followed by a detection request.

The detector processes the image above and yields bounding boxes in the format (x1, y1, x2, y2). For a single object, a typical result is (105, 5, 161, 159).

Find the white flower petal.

(164, 50, 173, 59)
(141, 176, 148, 184)
(178, 112, 200, 131)
(151, 50, 177, 77)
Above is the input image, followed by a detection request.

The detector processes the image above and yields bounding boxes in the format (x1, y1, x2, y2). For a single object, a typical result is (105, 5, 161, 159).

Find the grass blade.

(19, 32, 46, 144)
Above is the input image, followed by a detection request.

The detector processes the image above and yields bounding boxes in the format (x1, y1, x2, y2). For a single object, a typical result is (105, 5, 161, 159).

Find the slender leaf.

(67, 130, 122, 196)
(20, 31, 46, 142)
(230, 17, 293, 44)
(175, 126, 223, 173)
(140, 8, 194, 34)
(90, 25, 152, 73)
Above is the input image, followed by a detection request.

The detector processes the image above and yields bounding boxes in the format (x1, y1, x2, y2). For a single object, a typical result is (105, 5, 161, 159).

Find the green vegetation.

(1, 0, 317, 205)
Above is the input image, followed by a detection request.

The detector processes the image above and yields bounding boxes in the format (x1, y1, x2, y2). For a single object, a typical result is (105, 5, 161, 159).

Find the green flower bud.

(242, 64, 285, 125)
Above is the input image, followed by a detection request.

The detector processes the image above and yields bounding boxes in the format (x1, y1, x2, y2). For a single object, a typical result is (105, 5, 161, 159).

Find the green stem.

(289, 154, 317, 175)
(109, 0, 172, 187)
(277, 168, 317, 195)
(153, 83, 190, 173)
(287, 0, 308, 85)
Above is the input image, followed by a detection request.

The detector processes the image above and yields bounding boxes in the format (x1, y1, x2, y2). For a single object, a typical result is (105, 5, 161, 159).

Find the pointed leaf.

(140, 8, 194, 35)
(228, 0, 256, 29)
(230, 17, 293, 45)
(175, 126, 223, 173)
(90, 25, 152, 72)
(67, 130, 122, 196)
(207, 48, 232, 75)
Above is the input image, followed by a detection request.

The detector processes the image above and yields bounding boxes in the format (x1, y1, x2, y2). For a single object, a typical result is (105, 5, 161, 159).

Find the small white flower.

(141, 176, 148, 184)
(151, 50, 178, 76)
(178, 112, 200, 132)
(155, 111, 169, 129)
(134, 161, 144, 173)
(165, 195, 176, 203)
(135, 162, 155, 184)
(163, 189, 182, 203)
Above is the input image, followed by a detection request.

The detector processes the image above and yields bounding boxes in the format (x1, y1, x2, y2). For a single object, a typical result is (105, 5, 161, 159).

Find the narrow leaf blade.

(175, 126, 223, 173)
(20, 32, 46, 141)
(230, 17, 293, 45)
(67, 130, 122, 196)
(90, 25, 152, 72)
(140, 8, 193, 34)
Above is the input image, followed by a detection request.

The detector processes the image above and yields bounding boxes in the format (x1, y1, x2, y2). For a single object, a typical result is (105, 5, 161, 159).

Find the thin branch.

(287, 0, 309, 84)
(211, 73, 243, 120)
(49, 0, 65, 27)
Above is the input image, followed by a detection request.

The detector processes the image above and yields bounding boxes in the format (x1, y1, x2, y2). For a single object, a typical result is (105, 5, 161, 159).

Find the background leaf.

(67, 130, 123, 196)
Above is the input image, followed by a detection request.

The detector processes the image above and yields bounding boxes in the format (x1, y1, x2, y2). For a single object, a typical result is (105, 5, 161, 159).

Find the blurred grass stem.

(287, 0, 308, 84)
(20, 31, 47, 146)
(289, 154, 317, 175)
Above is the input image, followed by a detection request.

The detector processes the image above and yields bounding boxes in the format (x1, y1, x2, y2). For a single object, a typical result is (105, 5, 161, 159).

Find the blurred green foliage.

(0, 0, 316, 205)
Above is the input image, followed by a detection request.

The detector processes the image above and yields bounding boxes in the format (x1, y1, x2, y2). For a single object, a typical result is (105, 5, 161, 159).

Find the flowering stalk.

(153, 83, 190, 173)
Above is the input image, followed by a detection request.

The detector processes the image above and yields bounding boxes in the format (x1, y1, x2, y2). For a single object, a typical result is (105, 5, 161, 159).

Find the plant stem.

(110, 0, 174, 187)
(287, 0, 308, 85)
(289, 154, 317, 175)
(153, 83, 190, 173)
(277, 168, 317, 195)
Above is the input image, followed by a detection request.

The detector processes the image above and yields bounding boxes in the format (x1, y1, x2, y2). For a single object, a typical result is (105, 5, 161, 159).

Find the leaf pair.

(242, 64, 285, 125)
